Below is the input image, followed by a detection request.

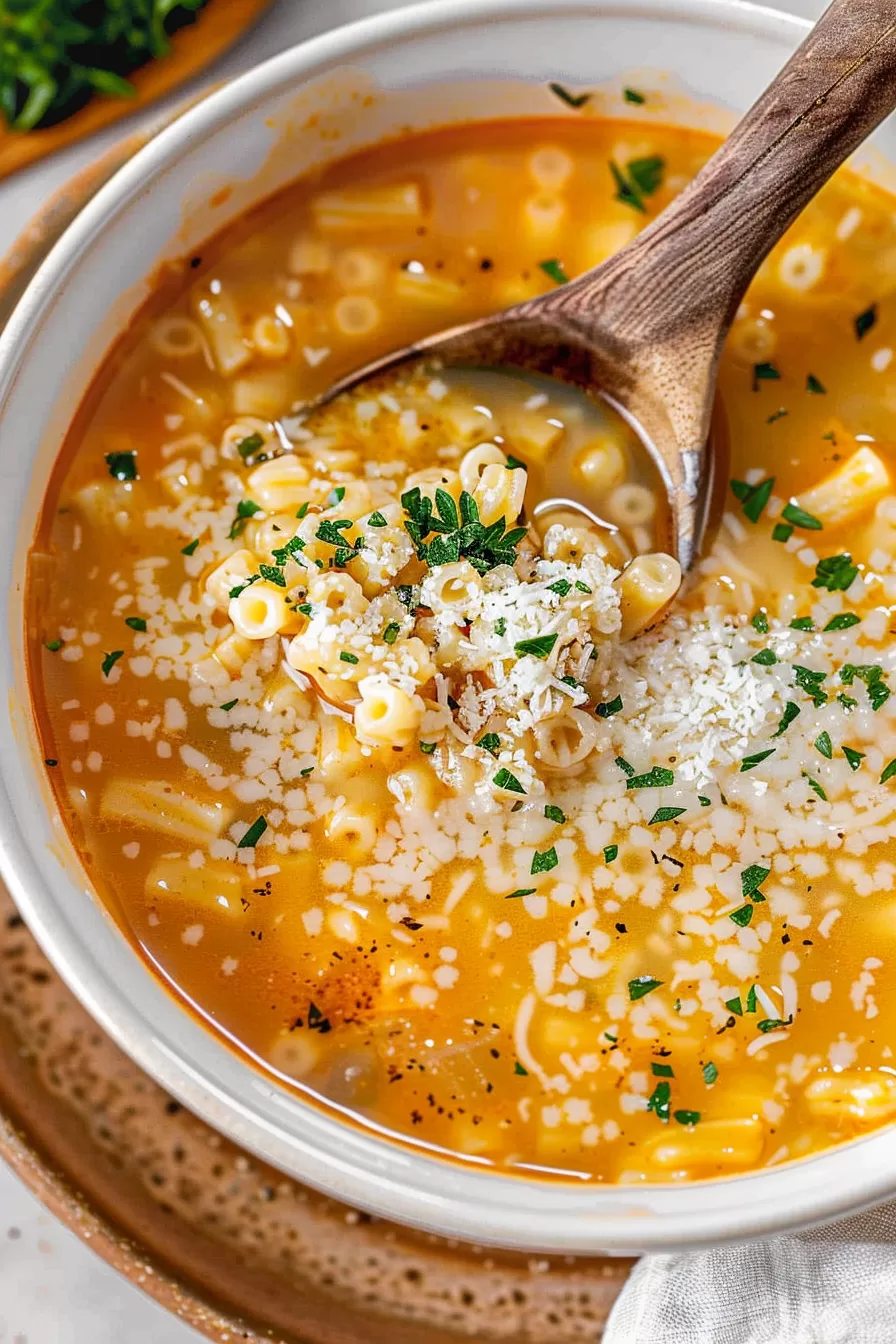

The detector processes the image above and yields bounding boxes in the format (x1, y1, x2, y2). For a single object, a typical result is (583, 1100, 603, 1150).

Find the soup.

(27, 113, 896, 1183)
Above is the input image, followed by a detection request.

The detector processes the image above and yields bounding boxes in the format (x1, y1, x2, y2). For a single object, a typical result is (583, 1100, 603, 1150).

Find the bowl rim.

(6, 0, 892, 1255)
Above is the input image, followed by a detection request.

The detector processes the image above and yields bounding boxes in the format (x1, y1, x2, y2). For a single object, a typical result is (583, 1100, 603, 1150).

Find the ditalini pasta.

(27, 114, 896, 1185)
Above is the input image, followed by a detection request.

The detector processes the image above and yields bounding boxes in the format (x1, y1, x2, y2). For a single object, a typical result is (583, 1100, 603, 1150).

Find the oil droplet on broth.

(440, 368, 668, 562)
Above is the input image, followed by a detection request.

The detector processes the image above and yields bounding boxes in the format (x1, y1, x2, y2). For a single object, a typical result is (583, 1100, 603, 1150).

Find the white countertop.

(0, 0, 827, 1339)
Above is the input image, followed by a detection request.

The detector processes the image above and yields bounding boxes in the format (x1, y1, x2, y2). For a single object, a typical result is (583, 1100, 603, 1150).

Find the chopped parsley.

(544, 804, 566, 824)
(854, 303, 878, 340)
(382, 622, 400, 645)
(772, 522, 794, 543)
(702, 1062, 718, 1086)
(651, 1061, 674, 1077)
(367, 510, 388, 527)
(674, 1110, 701, 1126)
(238, 815, 267, 849)
(793, 665, 827, 706)
(629, 975, 663, 1001)
(236, 432, 265, 461)
(101, 650, 123, 677)
(842, 746, 865, 771)
(339, 651, 359, 664)
(781, 502, 822, 530)
(494, 617, 507, 637)
(757, 1016, 793, 1033)
(610, 155, 665, 213)
(698, 795, 711, 807)
(219, 699, 238, 712)
(751, 610, 769, 633)
(627, 766, 674, 790)
(596, 695, 623, 718)
(729, 904, 754, 927)
(44, 639, 62, 652)
(740, 748, 775, 772)
(548, 578, 572, 596)
(741, 864, 770, 898)
(531, 846, 559, 875)
(881, 759, 896, 785)
(730, 476, 774, 524)
(603, 844, 618, 863)
(649, 807, 686, 824)
(402, 486, 526, 573)
(751, 648, 777, 665)
(725, 995, 743, 1016)
(790, 617, 814, 631)
(259, 563, 286, 587)
(812, 553, 858, 592)
(477, 733, 501, 756)
(515, 633, 558, 659)
(419, 741, 437, 754)
(773, 701, 801, 736)
(766, 408, 788, 425)
(840, 662, 891, 710)
(229, 498, 261, 539)
(745, 985, 758, 1014)
(623, 86, 646, 104)
(514, 1061, 529, 1076)
(327, 486, 346, 507)
(814, 731, 833, 759)
(824, 613, 860, 631)
(752, 362, 781, 386)
(493, 768, 525, 794)
(647, 1080, 671, 1122)
(506, 888, 536, 900)
(548, 81, 590, 108)
(180, 538, 200, 556)
(539, 258, 569, 285)
(615, 756, 635, 777)
(806, 374, 827, 394)
(105, 450, 137, 481)
(124, 616, 146, 632)
(803, 771, 827, 801)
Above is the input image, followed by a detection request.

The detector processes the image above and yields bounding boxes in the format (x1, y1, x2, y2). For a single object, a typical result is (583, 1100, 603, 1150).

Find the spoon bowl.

(313, 0, 896, 571)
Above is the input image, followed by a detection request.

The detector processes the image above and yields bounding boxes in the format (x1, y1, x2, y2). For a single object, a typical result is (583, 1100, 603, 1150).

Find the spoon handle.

(559, 0, 896, 356)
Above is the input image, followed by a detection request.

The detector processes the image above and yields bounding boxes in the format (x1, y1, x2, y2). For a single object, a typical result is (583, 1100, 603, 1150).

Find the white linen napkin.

(603, 1202, 896, 1342)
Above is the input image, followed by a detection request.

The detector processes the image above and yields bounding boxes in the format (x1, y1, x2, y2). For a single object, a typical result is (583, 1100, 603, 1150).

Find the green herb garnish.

(477, 733, 501, 756)
(740, 749, 775, 772)
(181, 538, 199, 556)
(382, 622, 400, 645)
(725, 996, 743, 1016)
(751, 649, 777, 666)
(124, 616, 146, 632)
(790, 617, 814, 631)
(741, 865, 770, 898)
(812, 553, 858, 592)
(105, 450, 137, 481)
(629, 976, 663, 1002)
(101, 650, 123, 677)
(220, 699, 238, 712)
(531, 846, 559, 875)
(803, 771, 828, 801)
(236, 432, 265, 461)
(623, 86, 646, 104)
(539, 258, 569, 285)
(806, 374, 827, 394)
(493, 768, 526, 794)
(238, 815, 267, 849)
(505, 888, 536, 900)
(855, 303, 878, 340)
(782, 502, 822, 530)
(674, 1110, 701, 1126)
(752, 362, 781, 386)
(842, 746, 864, 771)
(610, 155, 665, 212)
(604, 844, 618, 863)
(627, 766, 674, 790)
(548, 81, 590, 108)
(596, 695, 623, 718)
(881, 759, 896, 785)
(751, 610, 769, 633)
(814, 731, 833, 759)
(824, 612, 860, 631)
(515, 633, 559, 659)
(651, 1062, 674, 1077)
(772, 523, 794, 543)
(729, 904, 754, 927)
(647, 1080, 671, 1122)
(649, 807, 686, 824)
(773, 702, 801, 737)
(731, 476, 774, 524)
(544, 804, 566, 824)
(703, 1062, 718, 1086)
(339, 651, 359, 664)
(44, 639, 62, 652)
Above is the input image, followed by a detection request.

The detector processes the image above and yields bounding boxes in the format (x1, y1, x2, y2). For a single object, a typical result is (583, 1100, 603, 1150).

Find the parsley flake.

(629, 975, 663, 1002)
(493, 768, 526, 794)
(729, 904, 754, 927)
(220, 699, 238, 712)
(790, 617, 814, 631)
(101, 650, 123, 677)
(855, 303, 878, 340)
(740, 749, 775, 772)
(881, 759, 896, 785)
(603, 844, 618, 863)
(703, 1062, 718, 1086)
(751, 648, 777, 665)
(506, 888, 536, 900)
(773, 701, 801, 736)
(812, 553, 858, 592)
(339, 651, 359, 664)
(742, 864, 770, 898)
(725, 996, 743, 1016)
(382, 622, 400, 645)
(531, 846, 559, 875)
(596, 695, 623, 718)
(814, 731, 833, 759)
(803, 771, 828, 801)
(105, 450, 137, 481)
(544, 804, 566, 824)
(731, 476, 774, 523)
(548, 81, 590, 108)
(627, 766, 674, 790)
(649, 805, 686, 824)
(807, 374, 827, 394)
(842, 746, 865, 771)
(674, 1110, 701, 1126)
(782, 502, 823, 530)
(515, 633, 559, 659)
(773, 522, 794, 543)
(647, 1080, 671, 1122)
(124, 616, 146, 632)
(514, 1061, 529, 1076)
(824, 612, 860, 632)
(238, 816, 267, 849)
(623, 86, 646, 104)
(751, 610, 769, 633)
(367, 510, 388, 527)
(651, 1061, 674, 1078)
(752, 362, 781, 387)
(236, 432, 264, 461)
(539, 258, 569, 285)
(44, 639, 62, 652)
(181, 538, 200, 556)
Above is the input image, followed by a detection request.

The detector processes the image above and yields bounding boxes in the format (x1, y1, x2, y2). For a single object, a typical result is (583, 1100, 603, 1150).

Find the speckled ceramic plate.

(0, 121, 631, 1344)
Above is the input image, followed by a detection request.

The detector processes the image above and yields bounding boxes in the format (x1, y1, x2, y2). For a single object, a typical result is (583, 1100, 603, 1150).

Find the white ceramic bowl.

(2, 0, 895, 1255)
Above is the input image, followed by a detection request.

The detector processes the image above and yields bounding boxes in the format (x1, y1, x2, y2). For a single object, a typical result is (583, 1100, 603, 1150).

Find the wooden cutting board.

(0, 0, 273, 181)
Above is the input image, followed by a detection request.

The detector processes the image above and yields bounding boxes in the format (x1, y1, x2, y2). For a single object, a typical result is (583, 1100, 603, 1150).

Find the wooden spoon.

(318, 0, 896, 569)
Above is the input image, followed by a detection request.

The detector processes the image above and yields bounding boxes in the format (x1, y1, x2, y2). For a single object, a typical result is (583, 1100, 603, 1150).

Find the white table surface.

(0, 0, 827, 1340)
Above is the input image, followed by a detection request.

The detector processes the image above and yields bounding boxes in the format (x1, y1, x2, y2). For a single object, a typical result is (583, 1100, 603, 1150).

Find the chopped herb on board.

(105, 450, 137, 481)
(101, 650, 123, 677)
(539, 258, 570, 285)
(731, 476, 774, 523)
(548, 81, 591, 108)
(854, 303, 878, 340)
(629, 975, 663, 1001)
(238, 816, 267, 849)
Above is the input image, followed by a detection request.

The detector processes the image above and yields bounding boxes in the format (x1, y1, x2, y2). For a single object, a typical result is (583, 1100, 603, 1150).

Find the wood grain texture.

(324, 0, 896, 568)
(0, 0, 272, 182)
